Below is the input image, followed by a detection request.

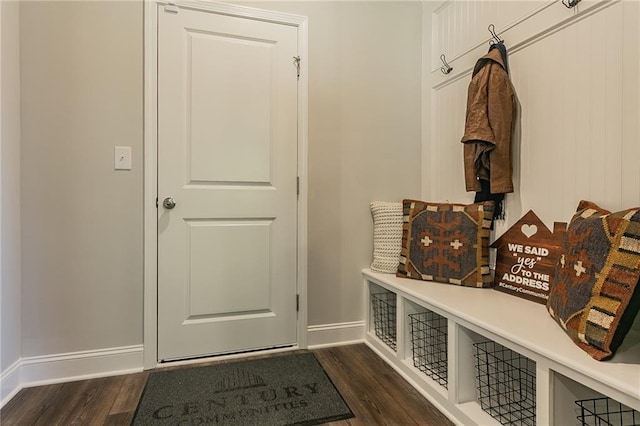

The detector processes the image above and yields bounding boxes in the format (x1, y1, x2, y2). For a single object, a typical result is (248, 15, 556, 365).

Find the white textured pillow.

(370, 201, 403, 273)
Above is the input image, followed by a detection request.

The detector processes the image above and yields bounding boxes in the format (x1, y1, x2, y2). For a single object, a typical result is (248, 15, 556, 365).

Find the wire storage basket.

(371, 291, 397, 350)
(409, 310, 448, 388)
(576, 397, 640, 426)
(473, 340, 536, 426)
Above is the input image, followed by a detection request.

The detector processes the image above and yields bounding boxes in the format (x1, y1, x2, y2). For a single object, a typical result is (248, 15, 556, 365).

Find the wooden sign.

(491, 210, 566, 304)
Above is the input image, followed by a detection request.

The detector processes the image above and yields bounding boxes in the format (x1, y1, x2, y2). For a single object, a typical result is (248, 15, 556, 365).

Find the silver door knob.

(162, 197, 176, 210)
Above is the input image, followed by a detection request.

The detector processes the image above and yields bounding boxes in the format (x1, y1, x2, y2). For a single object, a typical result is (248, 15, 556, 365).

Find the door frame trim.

(143, 0, 308, 368)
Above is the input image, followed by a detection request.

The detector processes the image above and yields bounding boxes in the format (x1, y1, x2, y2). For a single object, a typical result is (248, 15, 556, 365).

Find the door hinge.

(296, 176, 300, 196)
(293, 56, 301, 80)
(296, 294, 300, 312)
(165, 2, 179, 13)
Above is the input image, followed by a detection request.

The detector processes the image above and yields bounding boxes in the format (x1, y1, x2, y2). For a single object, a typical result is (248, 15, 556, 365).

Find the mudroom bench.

(363, 268, 640, 426)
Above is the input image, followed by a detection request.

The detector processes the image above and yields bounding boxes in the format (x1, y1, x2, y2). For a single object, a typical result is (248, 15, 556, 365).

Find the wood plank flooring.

(0, 344, 454, 426)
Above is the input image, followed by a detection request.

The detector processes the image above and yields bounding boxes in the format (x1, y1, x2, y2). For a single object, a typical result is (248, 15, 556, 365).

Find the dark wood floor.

(0, 343, 454, 425)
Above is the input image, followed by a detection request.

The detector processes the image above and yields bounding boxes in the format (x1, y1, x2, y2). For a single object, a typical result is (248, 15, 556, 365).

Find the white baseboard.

(1, 323, 366, 409)
(0, 344, 144, 409)
(0, 359, 22, 408)
(306, 321, 365, 348)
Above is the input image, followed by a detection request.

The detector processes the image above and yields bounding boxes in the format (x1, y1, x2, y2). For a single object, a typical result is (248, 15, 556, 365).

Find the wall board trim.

(306, 321, 365, 349)
(0, 360, 21, 409)
(0, 345, 144, 409)
(0, 319, 361, 408)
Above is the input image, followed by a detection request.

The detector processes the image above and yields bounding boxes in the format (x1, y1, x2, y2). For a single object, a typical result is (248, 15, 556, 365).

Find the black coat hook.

(440, 54, 453, 75)
(562, 0, 581, 8)
(488, 24, 503, 45)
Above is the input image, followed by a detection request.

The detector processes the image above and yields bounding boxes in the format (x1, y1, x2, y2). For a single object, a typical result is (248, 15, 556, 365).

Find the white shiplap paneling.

(432, 0, 548, 73)
(431, 75, 468, 203)
(510, 1, 633, 227)
(427, 0, 640, 236)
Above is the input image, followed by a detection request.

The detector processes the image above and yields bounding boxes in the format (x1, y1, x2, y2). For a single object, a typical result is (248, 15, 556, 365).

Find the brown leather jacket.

(461, 48, 515, 194)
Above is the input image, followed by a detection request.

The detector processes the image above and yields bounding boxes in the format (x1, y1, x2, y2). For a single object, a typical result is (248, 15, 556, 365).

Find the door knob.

(163, 197, 176, 210)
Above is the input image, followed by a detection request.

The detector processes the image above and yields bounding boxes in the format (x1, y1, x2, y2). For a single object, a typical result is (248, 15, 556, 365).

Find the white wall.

(7, 0, 638, 402)
(236, 1, 423, 326)
(423, 0, 640, 231)
(1, 0, 21, 373)
(423, 0, 640, 330)
(20, 1, 143, 356)
(16, 0, 423, 363)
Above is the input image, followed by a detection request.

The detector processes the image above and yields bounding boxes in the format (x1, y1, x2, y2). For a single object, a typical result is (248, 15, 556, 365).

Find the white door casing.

(144, 1, 308, 365)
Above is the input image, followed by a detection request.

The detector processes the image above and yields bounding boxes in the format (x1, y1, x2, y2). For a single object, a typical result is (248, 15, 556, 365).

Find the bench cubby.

(363, 269, 640, 425)
(408, 308, 448, 388)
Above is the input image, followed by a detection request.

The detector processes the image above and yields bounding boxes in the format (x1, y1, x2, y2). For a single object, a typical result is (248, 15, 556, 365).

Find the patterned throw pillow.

(396, 200, 494, 287)
(370, 201, 403, 273)
(547, 200, 640, 361)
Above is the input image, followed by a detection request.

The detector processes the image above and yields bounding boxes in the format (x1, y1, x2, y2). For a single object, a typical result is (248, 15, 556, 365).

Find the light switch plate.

(114, 146, 132, 170)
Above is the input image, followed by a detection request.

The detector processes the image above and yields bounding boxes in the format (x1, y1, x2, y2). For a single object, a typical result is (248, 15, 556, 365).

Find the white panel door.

(157, 4, 299, 361)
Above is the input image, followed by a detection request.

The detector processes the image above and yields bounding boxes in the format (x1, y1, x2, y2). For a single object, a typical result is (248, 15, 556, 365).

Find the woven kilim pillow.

(547, 200, 640, 361)
(370, 201, 403, 273)
(396, 200, 494, 287)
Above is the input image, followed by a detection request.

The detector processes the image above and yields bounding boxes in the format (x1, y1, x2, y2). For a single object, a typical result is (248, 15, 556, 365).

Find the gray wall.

(1, 0, 21, 371)
(16, 1, 422, 358)
(236, 1, 423, 326)
(20, 1, 144, 356)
